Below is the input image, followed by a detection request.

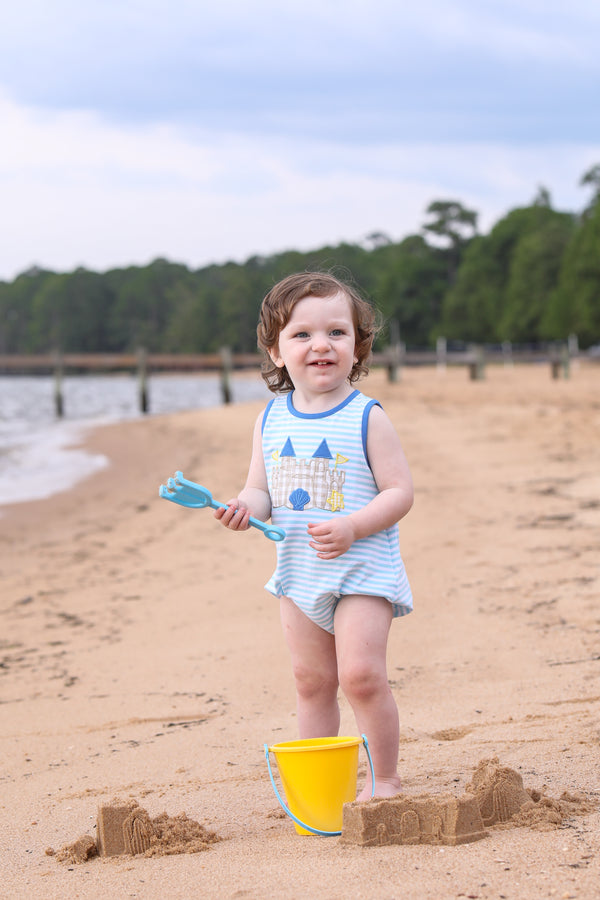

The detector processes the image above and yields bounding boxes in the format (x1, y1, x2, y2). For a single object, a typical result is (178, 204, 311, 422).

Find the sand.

(1, 364, 599, 899)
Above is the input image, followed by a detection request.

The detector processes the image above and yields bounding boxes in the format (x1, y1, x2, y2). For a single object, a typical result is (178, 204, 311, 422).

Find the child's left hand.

(307, 517, 356, 559)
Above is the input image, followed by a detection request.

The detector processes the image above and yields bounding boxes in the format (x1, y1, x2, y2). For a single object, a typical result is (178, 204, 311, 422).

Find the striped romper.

(262, 389, 413, 633)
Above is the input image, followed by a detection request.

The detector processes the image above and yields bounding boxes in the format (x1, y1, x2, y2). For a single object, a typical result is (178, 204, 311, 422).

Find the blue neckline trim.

(286, 389, 360, 419)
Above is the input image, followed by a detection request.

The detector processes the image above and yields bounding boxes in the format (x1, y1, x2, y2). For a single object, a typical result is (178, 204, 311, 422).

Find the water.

(0, 373, 270, 508)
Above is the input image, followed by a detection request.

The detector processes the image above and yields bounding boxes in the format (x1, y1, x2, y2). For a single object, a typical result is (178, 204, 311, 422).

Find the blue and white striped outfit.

(262, 389, 412, 633)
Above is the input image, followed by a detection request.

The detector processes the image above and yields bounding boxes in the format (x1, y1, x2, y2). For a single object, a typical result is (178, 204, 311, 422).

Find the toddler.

(215, 272, 413, 799)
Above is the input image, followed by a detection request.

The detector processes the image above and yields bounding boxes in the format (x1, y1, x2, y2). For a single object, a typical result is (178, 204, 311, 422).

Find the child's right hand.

(213, 498, 252, 532)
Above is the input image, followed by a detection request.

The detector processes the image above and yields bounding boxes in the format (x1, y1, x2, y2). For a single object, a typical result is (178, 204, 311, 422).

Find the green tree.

(544, 200, 600, 345)
(0, 267, 55, 352)
(163, 282, 216, 352)
(438, 238, 495, 341)
(501, 209, 575, 341)
(532, 185, 552, 207)
(4, 175, 596, 356)
(441, 205, 573, 343)
(422, 200, 478, 250)
(422, 200, 479, 289)
(375, 235, 449, 346)
(29, 269, 116, 351)
(580, 164, 600, 212)
(107, 259, 192, 351)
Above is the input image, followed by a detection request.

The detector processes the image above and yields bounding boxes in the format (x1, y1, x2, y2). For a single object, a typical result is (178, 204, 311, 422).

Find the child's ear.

(269, 347, 284, 368)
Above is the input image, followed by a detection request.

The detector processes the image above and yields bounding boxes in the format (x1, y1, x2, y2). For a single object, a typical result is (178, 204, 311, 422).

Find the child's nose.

(311, 332, 331, 351)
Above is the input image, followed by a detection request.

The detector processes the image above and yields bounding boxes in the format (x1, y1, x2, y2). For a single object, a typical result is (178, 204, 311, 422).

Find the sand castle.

(341, 756, 595, 846)
(466, 757, 532, 826)
(96, 800, 221, 857)
(341, 792, 487, 847)
(97, 800, 154, 857)
(50, 760, 595, 862)
(49, 799, 221, 863)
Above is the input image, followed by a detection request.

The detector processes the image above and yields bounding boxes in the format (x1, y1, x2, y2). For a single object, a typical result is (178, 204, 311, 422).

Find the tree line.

(1, 165, 599, 355)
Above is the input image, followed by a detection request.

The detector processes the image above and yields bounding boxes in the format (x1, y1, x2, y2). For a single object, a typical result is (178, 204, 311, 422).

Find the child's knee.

(339, 662, 387, 703)
(292, 662, 338, 700)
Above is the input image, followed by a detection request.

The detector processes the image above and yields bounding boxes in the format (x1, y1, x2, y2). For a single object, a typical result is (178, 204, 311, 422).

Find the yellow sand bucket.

(264, 734, 374, 836)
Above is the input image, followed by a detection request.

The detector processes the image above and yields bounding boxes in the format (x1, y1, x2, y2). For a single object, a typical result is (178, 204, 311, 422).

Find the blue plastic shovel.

(159, 471, 285, 542)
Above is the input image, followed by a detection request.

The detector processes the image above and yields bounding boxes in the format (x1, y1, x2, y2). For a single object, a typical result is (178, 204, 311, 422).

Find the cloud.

(1, 1, 598, 142)
(1, 90, 598, 280)
(1, 2, 599, 278)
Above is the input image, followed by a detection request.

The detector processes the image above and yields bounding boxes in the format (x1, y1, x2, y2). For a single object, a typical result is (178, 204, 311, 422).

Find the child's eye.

(331, 329, 345, 336)
(294, 331, 310, 338)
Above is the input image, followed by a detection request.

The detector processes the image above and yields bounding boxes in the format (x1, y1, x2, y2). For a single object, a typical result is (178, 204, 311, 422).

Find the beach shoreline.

(0, 371, 270, 508)
(1, 365, 599, 899)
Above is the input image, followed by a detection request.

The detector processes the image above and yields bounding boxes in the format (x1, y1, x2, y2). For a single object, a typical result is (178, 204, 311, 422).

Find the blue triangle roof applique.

(313, 439, 333, 459)
(280, 437, 296, 457)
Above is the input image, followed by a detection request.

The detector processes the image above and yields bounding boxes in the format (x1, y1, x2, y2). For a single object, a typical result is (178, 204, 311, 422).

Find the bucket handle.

(264, 734, 375, 837)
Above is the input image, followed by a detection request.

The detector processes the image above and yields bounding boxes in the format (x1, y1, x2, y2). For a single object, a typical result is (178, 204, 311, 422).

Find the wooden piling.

(468, 345, 485, 381)
(436, 336, 447, 373)
(137, 347, 149, 413)
(568, 333, 579, 360)
(386, 321, 404, 383)
(550, 343, 570, 380)
(220, 346, 233, 404)
(561, 343, 571, 379)
(53, 350, 64, 418)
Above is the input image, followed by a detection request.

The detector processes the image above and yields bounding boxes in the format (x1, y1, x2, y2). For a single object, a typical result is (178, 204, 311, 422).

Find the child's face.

(269, 292, 357, 400)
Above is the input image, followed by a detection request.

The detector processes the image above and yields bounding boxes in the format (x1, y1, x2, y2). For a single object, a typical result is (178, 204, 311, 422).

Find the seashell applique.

(288, 488, 311, 510)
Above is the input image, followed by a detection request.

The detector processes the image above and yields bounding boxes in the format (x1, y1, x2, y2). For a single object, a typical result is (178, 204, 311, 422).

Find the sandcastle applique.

(271, 438, 349, 512)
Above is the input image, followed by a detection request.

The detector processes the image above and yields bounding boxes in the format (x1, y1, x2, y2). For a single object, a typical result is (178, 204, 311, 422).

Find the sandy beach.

(1, 364, 599, 899)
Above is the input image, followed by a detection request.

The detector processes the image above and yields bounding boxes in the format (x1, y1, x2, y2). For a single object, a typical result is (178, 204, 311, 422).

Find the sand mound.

(509, 790, 596, 832)
(48, 798, 221, 863)
(466, 757, 595, 830)
(142, 810, 221, 857)
(47, 835, 98, 865)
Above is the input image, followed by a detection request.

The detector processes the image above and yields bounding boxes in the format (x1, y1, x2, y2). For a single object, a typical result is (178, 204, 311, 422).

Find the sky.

(1, 0, 599, 281)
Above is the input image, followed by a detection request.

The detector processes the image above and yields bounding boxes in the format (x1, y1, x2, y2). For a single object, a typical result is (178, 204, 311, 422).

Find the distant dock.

(0, 341, 585, 417)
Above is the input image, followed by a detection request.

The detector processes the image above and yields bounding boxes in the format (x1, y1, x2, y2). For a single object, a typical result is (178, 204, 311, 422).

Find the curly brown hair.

(257, 272, 380, 393)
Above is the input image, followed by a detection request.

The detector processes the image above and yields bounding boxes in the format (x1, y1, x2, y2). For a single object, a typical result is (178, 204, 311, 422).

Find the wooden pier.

(0, 341, 582, 418)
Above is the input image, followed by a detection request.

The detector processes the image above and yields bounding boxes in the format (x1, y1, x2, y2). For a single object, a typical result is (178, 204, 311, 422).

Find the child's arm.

(307, 404, 413, 559)
(213, 411, 272, 532)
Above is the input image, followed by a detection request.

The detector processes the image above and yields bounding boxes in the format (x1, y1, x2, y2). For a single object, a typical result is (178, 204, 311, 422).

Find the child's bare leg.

(334, 595, 401, 800)
(280, 595, 340, 737)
